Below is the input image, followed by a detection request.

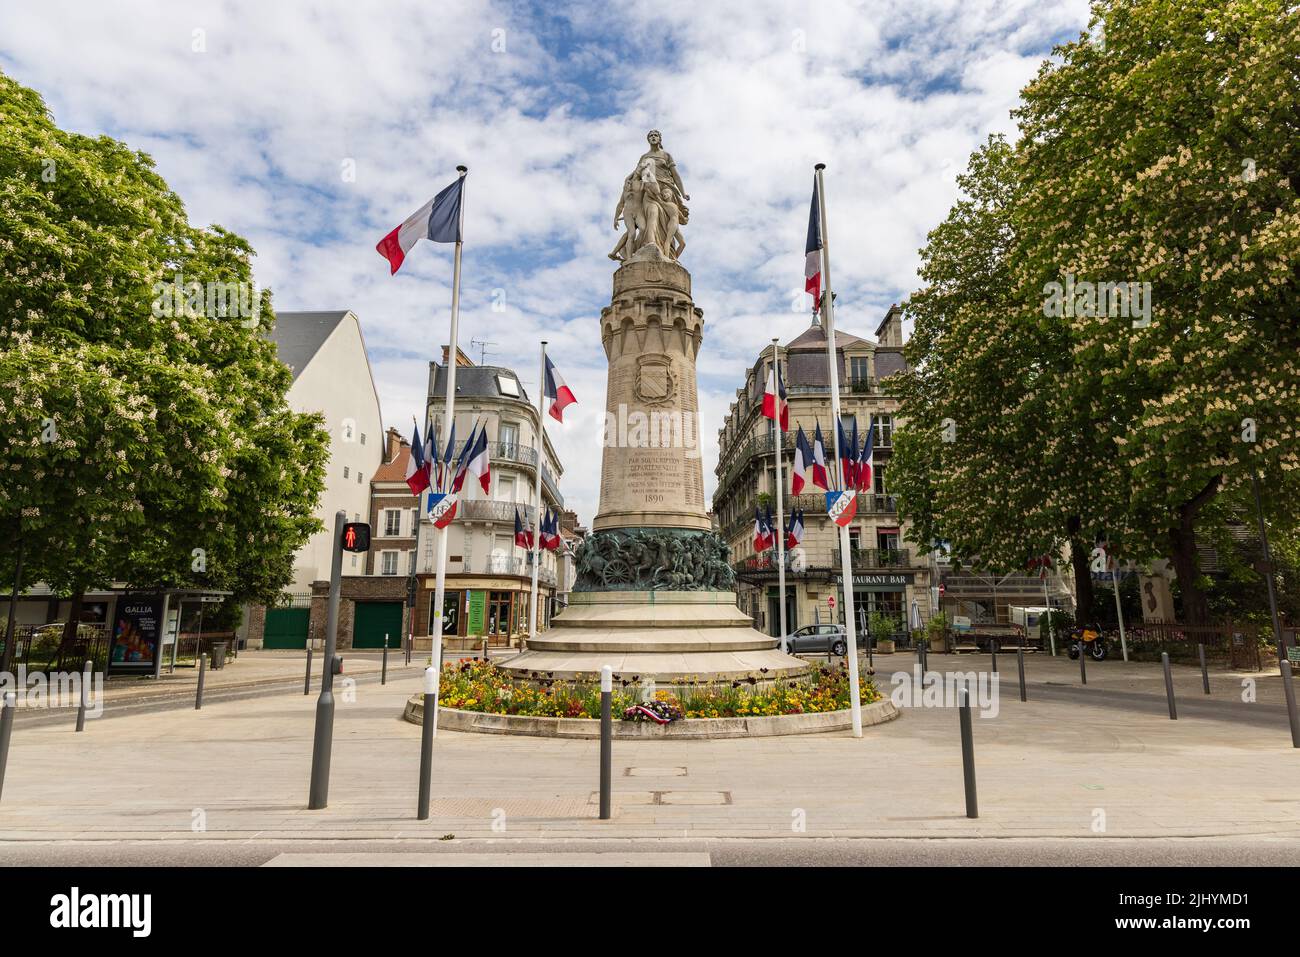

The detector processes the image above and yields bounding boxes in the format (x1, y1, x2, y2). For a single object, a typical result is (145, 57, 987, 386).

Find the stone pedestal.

(594, 256, 711, 531)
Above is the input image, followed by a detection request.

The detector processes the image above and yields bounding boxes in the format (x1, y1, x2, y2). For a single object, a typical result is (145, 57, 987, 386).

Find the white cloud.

(0, 0, 1091, 524)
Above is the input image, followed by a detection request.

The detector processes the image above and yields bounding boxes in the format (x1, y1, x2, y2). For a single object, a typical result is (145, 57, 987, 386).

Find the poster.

(466, 591, 487, 636)
(108, 594, 163, 675)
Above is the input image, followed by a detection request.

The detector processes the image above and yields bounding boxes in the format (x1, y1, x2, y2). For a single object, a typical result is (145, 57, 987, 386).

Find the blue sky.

(0, 0, 1092, 524)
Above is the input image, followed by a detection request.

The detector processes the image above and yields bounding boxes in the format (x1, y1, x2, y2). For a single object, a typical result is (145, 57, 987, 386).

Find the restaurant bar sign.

(835, 573, 914, 587)
(108, 594, 164, 675)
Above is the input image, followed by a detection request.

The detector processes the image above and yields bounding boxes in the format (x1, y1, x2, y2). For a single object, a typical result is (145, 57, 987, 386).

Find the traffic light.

(341, 522, 371, 553)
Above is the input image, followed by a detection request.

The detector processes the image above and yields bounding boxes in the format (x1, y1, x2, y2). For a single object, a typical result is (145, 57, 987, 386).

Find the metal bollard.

(304, 647, 313, 695)
(1079, 640, 1087, 685)
(195, 653, 207, 710)
(1281, 662, 1300, 749)
(599, 665, 613, 821)
(958, 684, 978, 819)
(1017, 642, 1027, 703)
(75, 660, 91, 732)
(1198, 642, 1210, 695)
(417, 667, 437, 819)
(0, 692, 15, 803)
(381, 634, 389, 686)
(1162, 651, 1177, 719)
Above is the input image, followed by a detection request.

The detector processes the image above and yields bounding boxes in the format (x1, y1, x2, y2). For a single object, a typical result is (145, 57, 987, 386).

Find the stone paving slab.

(1, 661, 1298, 845)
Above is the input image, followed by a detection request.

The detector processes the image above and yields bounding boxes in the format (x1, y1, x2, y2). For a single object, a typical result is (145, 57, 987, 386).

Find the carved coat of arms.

(634, 354, 676, 406)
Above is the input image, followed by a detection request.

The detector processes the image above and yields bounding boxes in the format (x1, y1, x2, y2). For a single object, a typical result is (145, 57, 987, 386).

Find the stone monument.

(502, 132, 808, 685)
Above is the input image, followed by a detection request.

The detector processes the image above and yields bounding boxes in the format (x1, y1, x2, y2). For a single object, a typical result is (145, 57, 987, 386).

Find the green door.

(353, 602, 403, 649)
(264, 608, 309, 649)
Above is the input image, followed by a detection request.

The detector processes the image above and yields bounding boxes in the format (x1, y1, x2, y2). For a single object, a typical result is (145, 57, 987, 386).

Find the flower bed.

(436, 658, 880, 721)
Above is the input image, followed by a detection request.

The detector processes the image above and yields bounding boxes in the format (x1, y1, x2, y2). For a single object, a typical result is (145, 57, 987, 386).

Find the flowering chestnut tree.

(0, 71, 328, 637)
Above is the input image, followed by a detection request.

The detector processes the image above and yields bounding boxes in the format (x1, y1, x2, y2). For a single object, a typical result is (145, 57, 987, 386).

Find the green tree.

(0, 70, 328, 662)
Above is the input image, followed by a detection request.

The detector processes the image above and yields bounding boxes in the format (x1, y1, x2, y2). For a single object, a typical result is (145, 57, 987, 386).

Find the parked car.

(785, 624, 849, 657)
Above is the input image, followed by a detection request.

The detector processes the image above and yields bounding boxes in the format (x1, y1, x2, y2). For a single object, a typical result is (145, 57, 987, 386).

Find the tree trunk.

(52, 589, 84, 669)
(1168, 476, 1222, 627)
(1070, 536, 1094, 624)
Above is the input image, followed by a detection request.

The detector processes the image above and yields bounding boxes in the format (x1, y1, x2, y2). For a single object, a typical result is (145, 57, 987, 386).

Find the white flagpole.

(816, 163, 863, 738)
(527, 341, 548, 650)
(428, 165, 468, 737)
(771, 338, 789, 654)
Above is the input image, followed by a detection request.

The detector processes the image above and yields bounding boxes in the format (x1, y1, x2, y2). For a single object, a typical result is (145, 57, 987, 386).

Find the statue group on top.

(609, 130, 690, 263)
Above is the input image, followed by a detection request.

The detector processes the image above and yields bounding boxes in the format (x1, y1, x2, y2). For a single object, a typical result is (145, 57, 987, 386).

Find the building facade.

(713, 306, 935, 638)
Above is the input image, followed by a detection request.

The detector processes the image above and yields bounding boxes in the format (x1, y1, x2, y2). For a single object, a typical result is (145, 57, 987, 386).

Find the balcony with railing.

(850, 547, 910, 569)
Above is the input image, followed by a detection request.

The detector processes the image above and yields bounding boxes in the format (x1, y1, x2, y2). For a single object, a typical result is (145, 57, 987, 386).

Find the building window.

(357, 473, 362, 484)
(874, 414, 893, 448)
(380, 551, 399, 576)
(360, 433, 366, 445)
(384, 509, 401, 536)
(850, 356, 870, 384)
(343, 466, 350, 479)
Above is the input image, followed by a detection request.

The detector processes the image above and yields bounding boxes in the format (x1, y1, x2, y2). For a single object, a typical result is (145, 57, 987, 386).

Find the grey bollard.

(1017, 642, 1027, 702)
(1198, 642, 1210, 695)
(0, 692, 15, 803)
(304, 647, 313, 695)
(75, 660, 91, 732)
(958, 684, 978, 819)
(382, 634, 389, 686)
(195, 653, 207, 710)
(599, 665, 613, 821)
(1162, 651, 1177, 719)
(1281, 662, 1300, 749)
(417, 667, 437, 819)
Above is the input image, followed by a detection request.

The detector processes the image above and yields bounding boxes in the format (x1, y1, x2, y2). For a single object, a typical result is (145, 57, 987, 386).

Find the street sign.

(827, 596, 836, 608)
(341, 522, 371, 553)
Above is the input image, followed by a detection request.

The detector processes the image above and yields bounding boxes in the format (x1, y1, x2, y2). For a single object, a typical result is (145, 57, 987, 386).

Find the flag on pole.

(857, 415, 875, 491)
(451, 421, 478, 493)
(543, 355, 577, 423)
(811, 421, 829, 490)
(764, 503, 776, 552)
(752, 508, 772, 551)
(423, 425, 437, 489)
(786, 508, 804, 550)
(438, 421, 457, 490)
(376, 175, 465, 275)
(405, 422, 430, 495)
(791, 425, 812, 495)
(838, 418, 856, 489)
(826, 490, 857, 527)
(428, 492, 457, 528)
(541, 509, 562, 550)
(805, 177, 823, 310)
(514, 508, 533, 549)
(463, 425, 491, 494)
(762, 362, 789, 431)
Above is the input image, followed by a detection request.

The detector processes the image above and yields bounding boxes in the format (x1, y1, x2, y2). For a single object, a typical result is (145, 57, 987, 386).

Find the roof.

(785, 320, 866, 351)
(428, 364, 531, 404)
(267, 311, 351, 381)
(373, 443, 411, 484)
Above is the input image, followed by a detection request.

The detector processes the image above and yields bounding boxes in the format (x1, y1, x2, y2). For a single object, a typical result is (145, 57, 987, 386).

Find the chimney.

(385, 427, 405, 464)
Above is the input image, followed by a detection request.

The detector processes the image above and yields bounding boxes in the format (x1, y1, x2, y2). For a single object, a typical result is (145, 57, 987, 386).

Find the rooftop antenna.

(471, 338, 497, 365)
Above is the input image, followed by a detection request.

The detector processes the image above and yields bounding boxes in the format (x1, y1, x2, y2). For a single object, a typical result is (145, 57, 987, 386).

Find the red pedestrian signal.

(341, 522, 371, 553)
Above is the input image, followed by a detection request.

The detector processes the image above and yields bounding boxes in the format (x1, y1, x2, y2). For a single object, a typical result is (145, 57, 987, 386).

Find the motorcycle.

(1067, 625, 1108, 661)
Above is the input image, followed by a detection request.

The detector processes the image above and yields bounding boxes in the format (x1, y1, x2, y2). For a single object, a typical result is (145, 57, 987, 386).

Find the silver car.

(784, 624, 848, 656)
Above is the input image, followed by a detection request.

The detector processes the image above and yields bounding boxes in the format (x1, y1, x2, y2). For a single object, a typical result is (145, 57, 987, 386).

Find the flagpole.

(428, 164, 468, 737)
(527, 341, 548, 650)
(771, 338, 789, 654)
(816, 162, 863, 738)
(408, 415, 424, 663)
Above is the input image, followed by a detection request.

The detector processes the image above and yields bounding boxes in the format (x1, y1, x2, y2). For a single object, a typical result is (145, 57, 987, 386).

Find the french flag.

(857, 415, 875, 491)
(792, 425, 812, 495)
(838, 418, 857, 489)
(544, 355, 577, 423)
(753, 507, 772, 552)
(786, 508, 804, 550)
(514, 508, 534, 549)
(541, 509, 562, 551)
(404, 422, 430, 496)
(805, 177, 823, 310)
(451, 421, 478, 493)
(762, 362, 788, 431)
(811, 422, 829, 490)
(464, 425, 491, 494)
(376, 172, 465, 275)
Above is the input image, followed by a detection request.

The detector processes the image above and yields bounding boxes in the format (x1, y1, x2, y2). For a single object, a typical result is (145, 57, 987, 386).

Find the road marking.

(261, 852, 711, 867)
